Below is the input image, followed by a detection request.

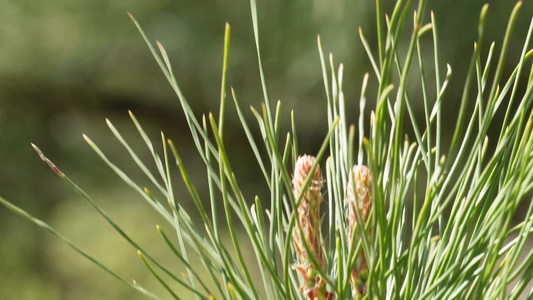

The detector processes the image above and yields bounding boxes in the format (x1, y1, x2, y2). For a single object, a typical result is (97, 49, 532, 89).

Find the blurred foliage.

(0, 0, 531, 299)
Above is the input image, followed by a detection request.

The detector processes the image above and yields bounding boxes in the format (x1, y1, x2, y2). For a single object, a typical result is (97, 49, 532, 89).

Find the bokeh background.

(1, 0, 532, 299)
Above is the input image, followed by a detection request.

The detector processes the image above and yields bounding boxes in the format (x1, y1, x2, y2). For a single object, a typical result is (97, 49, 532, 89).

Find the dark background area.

(0, 0, 532, 299)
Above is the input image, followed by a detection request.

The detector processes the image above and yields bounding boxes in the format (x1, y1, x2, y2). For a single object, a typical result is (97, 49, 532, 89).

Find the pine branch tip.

(480, 4, 489, 19)
(31, 144, 64, 177)
(144, 187, 152, 197)
(127, 12, 136, 22)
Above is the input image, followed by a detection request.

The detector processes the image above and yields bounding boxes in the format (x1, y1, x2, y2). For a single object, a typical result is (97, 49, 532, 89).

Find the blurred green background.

(0, 0, 532, 299)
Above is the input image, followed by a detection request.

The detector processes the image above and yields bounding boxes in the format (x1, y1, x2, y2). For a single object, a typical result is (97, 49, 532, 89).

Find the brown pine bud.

(292, 155, 331, 299)
(346, 164, 372, 297)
